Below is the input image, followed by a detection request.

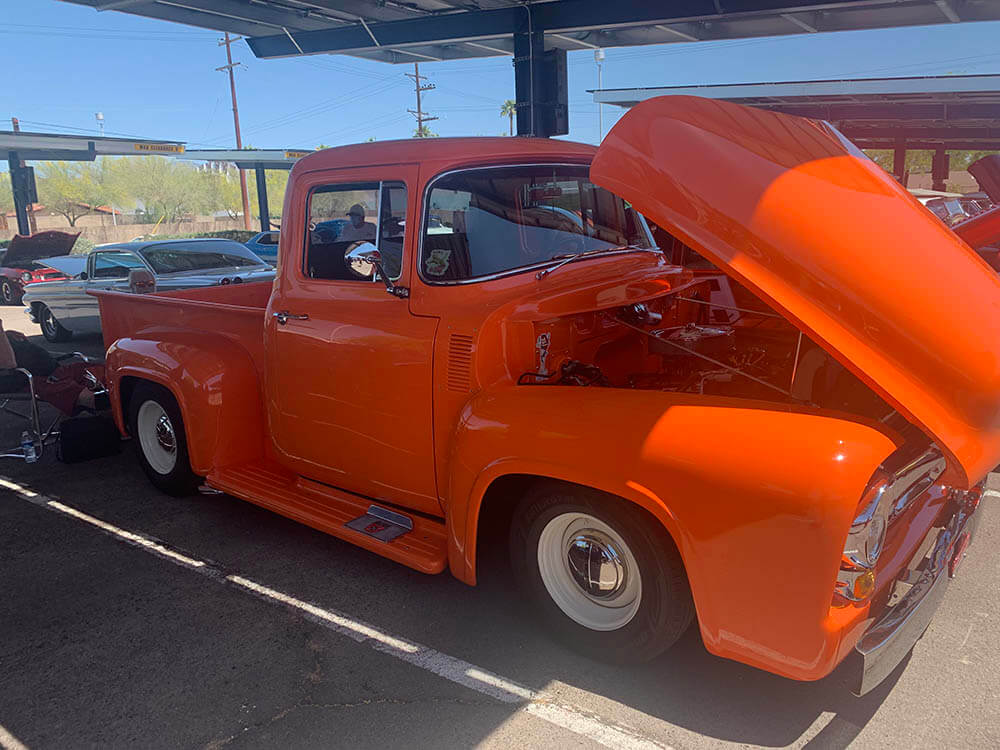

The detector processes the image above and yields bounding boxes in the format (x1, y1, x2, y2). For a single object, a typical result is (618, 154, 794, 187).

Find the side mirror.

(344, 242, 409, 299)
(345, 241, 380, 279)
(128, 268, 156, 294)
(79, 271, 88, 280)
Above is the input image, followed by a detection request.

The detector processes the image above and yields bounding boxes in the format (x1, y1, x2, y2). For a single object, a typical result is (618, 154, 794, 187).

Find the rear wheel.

(39, 304, 72, 342)
(1, 279, 21, 306)
(510, 482, 694, 663)
(128, 382, 200, 496)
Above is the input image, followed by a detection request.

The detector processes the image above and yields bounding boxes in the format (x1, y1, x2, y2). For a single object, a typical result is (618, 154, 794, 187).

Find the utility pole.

(594, 49, 605, 141)
(405, 63, 438, 137)
(10, 117, 37, 234)
(217, 32, 251, 230)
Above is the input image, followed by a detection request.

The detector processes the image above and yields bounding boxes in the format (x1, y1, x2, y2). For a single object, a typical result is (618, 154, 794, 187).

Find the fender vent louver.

(447, 334, 474, 392)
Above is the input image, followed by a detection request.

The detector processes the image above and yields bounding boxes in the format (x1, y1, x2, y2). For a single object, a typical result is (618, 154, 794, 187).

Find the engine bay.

(519, 271, 894, 422)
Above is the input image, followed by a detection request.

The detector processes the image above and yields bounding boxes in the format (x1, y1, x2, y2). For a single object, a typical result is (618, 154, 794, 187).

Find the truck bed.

(93, 280, 272, 369)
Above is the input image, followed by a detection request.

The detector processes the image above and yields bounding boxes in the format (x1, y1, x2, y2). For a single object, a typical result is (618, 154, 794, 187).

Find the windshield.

(421, 165, 652, 282)
(139, 240, 267, 275)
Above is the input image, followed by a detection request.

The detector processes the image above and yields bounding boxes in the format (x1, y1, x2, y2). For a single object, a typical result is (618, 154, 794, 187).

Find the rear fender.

(107, 332, 265, 474)
(448, 386, 899, 680)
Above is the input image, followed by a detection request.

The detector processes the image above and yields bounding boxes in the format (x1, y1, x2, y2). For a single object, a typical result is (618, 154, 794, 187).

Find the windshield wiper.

(535, 246, 659, 281)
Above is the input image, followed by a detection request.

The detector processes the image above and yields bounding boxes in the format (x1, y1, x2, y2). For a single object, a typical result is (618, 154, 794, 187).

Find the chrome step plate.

(345, 505, 412, 542)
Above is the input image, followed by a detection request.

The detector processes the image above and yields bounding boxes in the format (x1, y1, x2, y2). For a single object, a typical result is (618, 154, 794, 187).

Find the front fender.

(107, 331, 265, 475)
(448, 386, 899, 681)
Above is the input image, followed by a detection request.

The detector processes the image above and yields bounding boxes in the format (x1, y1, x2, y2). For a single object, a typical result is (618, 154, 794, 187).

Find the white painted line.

(0, 723, 28, 750)
(2, 476, 670, 750)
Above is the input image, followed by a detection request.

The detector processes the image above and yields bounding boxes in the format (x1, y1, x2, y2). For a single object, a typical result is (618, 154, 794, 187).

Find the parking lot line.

(0, 723, 28, 750)
(1, 476, 669, 750)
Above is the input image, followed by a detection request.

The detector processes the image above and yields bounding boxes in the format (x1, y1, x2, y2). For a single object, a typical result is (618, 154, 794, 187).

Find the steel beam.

(255, 166, 270, 233)
(513, 24, 544, 137)
(8, 152, 30, 237)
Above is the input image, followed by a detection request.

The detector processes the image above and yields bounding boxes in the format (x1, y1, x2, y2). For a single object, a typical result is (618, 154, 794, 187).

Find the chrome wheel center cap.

(566, 531, 626, 598)
(155, 414, 176, 453)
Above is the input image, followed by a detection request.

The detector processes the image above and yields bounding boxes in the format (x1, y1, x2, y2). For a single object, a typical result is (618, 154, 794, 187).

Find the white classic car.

(23, 238, 275, 342)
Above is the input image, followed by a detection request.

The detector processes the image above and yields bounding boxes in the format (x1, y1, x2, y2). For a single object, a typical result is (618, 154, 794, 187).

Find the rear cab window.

(304, 181, 407, 282)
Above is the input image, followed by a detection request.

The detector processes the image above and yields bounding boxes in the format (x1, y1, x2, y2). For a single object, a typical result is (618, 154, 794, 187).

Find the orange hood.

(591, 95, 1000, 487)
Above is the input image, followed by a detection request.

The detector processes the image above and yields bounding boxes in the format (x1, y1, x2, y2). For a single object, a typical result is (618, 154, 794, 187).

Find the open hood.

(591, 95, 1000, 487)
(2, 231, 80, 267)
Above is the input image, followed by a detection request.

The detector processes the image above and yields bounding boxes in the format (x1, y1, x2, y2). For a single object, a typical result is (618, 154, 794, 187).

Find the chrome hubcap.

(137, 400, 178, 475)
(566, 531, 627, 598)
(537, 512, 642, 631)
(154, 414, 176, 453)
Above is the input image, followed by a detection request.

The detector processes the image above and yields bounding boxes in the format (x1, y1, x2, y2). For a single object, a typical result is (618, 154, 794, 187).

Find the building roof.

(593, 75, 1000, 150)
(60, 1, 1000, 65)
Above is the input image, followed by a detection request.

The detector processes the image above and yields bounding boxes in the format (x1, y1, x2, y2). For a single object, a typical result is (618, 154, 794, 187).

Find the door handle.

(273, 311, 309, 325)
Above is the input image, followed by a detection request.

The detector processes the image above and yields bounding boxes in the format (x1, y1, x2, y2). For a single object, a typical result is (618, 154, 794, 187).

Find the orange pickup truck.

(94, 97, 997, 696)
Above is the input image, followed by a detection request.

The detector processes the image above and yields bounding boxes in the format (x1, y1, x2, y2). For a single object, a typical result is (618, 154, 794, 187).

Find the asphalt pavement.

(0, 304, 998, 749)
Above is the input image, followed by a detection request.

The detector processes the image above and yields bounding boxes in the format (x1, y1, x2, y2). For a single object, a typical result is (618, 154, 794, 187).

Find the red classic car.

(0, 230, 78, 305)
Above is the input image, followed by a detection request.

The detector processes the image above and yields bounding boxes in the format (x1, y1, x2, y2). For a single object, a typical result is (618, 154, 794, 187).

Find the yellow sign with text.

(284, 150, 310, 159)
(133, 143, 185, 153)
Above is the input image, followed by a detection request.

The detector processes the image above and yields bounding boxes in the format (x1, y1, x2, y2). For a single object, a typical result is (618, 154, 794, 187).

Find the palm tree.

(500, 100, 516, 136)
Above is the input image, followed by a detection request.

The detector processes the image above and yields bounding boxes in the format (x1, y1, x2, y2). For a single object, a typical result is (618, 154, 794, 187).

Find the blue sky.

(5, 1, 1000, 150)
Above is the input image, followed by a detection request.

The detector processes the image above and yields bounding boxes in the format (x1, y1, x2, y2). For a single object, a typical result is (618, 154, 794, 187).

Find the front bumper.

(846, 493, 980, 696)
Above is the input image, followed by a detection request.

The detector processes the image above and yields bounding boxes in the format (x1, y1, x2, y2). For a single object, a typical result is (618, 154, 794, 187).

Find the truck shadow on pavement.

(0, 443, 903, 750)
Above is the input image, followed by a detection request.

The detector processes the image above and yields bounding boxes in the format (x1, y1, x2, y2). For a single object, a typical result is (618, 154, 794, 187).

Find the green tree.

(413, 124, 437, 138)
(0, 171, 12, 215)
(36, 161, 109, 226)
(500, 99, 516, 136)
(111, 156, 210, 223)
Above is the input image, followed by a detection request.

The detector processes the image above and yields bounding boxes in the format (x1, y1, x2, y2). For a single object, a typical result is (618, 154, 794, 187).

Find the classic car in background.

(23, 238, 275, 341)
(0, 230, 78, 305)
(244, 230, 280, 265)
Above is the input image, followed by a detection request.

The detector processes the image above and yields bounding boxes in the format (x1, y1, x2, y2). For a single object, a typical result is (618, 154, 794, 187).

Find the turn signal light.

(852, 570, 876, 600)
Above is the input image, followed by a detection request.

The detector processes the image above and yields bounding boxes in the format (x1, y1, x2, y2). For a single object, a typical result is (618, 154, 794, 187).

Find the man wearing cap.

(339, 203, 376, 242)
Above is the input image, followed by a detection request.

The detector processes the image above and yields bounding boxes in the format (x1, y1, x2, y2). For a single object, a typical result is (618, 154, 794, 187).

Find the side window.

(92, 252, 146, 279)
(304, 181, 407, 281)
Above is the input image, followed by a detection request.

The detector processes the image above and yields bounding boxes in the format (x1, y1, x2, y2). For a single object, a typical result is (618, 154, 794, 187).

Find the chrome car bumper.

(849, 492, 980, 696)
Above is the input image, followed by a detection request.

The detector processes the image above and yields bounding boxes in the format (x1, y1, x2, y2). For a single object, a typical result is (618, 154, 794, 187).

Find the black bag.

(6, 334, 59, 376)
(57, 415, 122, 464)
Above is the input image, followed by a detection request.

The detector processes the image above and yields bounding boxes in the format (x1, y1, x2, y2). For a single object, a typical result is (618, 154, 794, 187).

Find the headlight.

(835, 474, 891, 604)
(834, 448, 947, 606)
(21, 272, 31, 283)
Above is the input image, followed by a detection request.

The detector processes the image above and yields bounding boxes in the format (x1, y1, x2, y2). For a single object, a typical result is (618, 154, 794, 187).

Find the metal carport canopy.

(591, 74, 1000, 149)
(61, 1, 1000, 138)
(591, 74, 1000, 188)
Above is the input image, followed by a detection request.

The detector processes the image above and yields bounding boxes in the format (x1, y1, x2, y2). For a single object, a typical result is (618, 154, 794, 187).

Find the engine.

(518, 283, 893, 420)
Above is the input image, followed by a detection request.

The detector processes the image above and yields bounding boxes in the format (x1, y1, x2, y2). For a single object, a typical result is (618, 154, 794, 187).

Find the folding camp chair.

(0, 352, 97, 460)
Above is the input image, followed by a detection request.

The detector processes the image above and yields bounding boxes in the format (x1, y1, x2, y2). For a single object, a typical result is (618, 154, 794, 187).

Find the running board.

(206, 464, 447, 574)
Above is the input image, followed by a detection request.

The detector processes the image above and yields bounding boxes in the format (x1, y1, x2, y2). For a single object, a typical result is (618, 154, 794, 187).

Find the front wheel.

(128, 382, 201, 496)
(39, 304, 72, 342)
(1, 279, 21, 306)
(510, 483, 694, 663)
